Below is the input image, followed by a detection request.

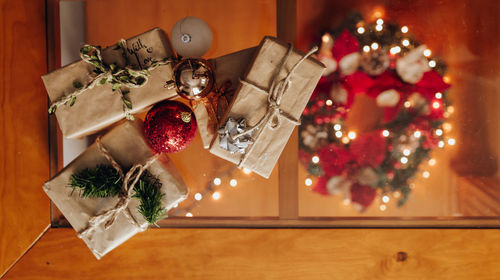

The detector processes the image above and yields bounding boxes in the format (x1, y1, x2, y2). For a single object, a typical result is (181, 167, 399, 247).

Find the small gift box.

(192, 47, 257, 148)
(43, 120, 188, 259)
(42, 28, 177, 139)
(209, 37, 325, 178)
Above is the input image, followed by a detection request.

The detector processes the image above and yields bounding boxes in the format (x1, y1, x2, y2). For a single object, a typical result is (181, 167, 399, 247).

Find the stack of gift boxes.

(42, 27, 324, 259)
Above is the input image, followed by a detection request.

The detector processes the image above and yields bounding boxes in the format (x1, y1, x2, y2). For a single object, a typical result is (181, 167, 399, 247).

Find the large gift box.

(209, 37, 325, 178)
(42, 28, 177, 139)
(43, 120, 188, 259)
(193, 47, 257, 148)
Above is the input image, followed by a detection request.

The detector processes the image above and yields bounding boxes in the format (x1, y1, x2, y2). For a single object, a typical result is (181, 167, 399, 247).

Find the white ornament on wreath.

(396, 45, 430, 84)
(376, 89, 401, 107)
(326, 176, 352, 195)
(339, 52, 361, 75)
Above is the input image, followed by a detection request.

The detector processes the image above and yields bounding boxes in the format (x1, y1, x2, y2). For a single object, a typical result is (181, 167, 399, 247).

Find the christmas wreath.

(299, 14, 452, 211)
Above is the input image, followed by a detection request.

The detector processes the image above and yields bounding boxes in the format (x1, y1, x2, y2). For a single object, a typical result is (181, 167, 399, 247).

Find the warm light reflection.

(212, 191, 221, 200)
(305, 178, 313, 186)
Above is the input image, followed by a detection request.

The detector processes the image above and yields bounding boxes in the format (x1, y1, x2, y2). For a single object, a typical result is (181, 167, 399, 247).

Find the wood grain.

(0, 0, 51, 276)
(4, 228, 500, 279)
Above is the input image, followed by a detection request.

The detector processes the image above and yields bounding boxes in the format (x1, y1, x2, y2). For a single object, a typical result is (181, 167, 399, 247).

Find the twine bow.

(77, 136, 159, 240)
(48, 39, 172, 120)
(218, 43, 318, 168)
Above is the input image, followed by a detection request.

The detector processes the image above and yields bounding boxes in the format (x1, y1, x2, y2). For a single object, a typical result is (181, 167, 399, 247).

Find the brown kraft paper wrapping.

(42, 28, 177, 139)
(193, 47, 258, 148)
(43, 120, 188, 259)
(209, 36, 325, 178)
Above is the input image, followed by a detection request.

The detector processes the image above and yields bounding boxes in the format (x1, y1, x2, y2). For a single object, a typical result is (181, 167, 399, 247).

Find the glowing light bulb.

(435, 129, 443, 136)
(194, 193, 202, 201)
(347, 131, 357, 140)
(357, 26, 365, 34)
(326, 99, 333, 106)
(390, 46, 401, 55)
(438, 141, 445, 148)
(404, 101, 411, 108)
(312, 156, 320, 164)
(375, 24, 383, 31)
(400, 157, 408, 164)
(435, 92, 442, 99)
(335, 131, 343, 138)
(322, 34, 330, 43)
(403, 149, 411, 156)
(376, 18, 384, 25)
(393, 191, 401, 198)
(448, 138, 456, 146)
(423, 49, 432, 57)
(422, 171, 430, 178)
(213, 177, 221, 186)
(443, 123, 452, 132)
(230, 179, 237, 187)
(414, 131, 421, 138)
(401, 26, 409, 33)
(363, 45, 371, 52)
(428, 60, 436, 68)
(341, 137, 350, 144)
(382, 130, 390, 137)
(371, 42, 379, 50)
(402, 39, 410, 47)
(212, 191, 221, 200)
(447, 106, 455, 114)
(379, 204, 387, 211)
(382, 195, 390, 203)
(334, 124, 342, 131)
(443, 76, 451, 83)
(186, 212, 193, 217)
(432, 101, 440, 109)
(305, 178, 313, 186)
(243, 168, 251, 174)
(429, 158, 436, 166)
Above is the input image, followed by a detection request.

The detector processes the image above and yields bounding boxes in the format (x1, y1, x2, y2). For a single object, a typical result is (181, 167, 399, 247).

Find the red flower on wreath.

(312, 176, 329, 196)
(349, 131, 386, 167)
(331, 30, 359, 61)
(350, 183, 377, 208)
(319, 144, 351, 176)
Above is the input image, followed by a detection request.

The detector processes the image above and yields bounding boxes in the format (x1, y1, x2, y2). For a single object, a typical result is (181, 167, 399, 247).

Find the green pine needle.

(69, 165, 165, 225)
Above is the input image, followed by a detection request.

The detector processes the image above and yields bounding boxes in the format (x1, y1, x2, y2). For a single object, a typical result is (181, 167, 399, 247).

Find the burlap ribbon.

(77, 136, 160, 240)
(192, 80, 233, 136)
(218, 44, 318, 167)
(48, 39, 172, 118)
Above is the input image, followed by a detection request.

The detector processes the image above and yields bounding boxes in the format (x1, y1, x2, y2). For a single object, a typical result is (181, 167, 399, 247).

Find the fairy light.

(401, 26, 409, 33)
(357, 26, 365, 34)
(390, 46, 401, 55)
(443, 76, 451, 83)
(435, 129, 443, 136)
(447, 106, 455, 114)
(438, 140, 445, 148)
(335, 131, 343, 138)
(243, 168, 251, 174)
(404, 101, 411, 108)
(212, 191, 221, 200)
(379, 204, 387, 211)
(334, 124, 342, 131)
(363, 45, 371, 52)
(443, 123, 452, 132)
(423, 49, 432, 57)
(186, 212, 193, 217)
(403, 149, 411, 156)
(326, 99, 333, 106)
(393, 191, 401, 198)
(435, 92, 442, 99)
(376, 18, 384, 25)
(429, 158, 436, 166)
(422, 171, 430, 178)
(382, 195, 390, 203)
(194, 193, 202, 201)
(448, 138, 456, 146)
(341, 137, 350, 144)
(312, 155, 320, 164)
(400, 156, 408, 164)
(382, 130, 390, 137)
(371, 42, 379, 50)
(375, 24, 383, 31)
(414, 131, 421, 138)
(428, 60, 436, 68)
(347, 131, 357, 140)
(305, 178, 313, 186)
(213, 177, 221, 186)
(229, 179, 237, 187)
(432, 101, 440, 109)
(322, 34, 330, 43)
(402, 39, 410, 47)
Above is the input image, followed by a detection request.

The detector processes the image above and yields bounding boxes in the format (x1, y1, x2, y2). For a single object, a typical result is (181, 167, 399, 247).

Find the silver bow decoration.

(218, 118, 254, 154)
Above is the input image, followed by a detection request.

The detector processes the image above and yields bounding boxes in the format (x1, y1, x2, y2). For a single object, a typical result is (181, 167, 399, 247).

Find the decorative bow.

(218, 118, 254, 154)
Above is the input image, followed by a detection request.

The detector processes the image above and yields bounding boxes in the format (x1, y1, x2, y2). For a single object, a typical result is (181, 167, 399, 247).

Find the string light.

(402, 39, 410, 47)
(347, 131, 357, 140)
(414, 131, 421, 138)
(403, 149, 411, 156)
(382, 195, 390, 203)
(423, 49, 432, 57)
(213, 177, 221, 185)
(185, 212, 193, 217)
(443, 76, 451, 83)
(428, 60, 436, 68)
(229, 179, 237, 187)
(382, 130, 390, 137)
(363, 45, 371, 52)
(212, 191, 221, 200)
(401, 26, 409, 33)
(322, 34, 330, 43)
(312, 155, 320, 164)
(326, 99, 333, 106)
(443, 123, 452, 132)
(390, 46, 401, 55)
(379, 204, 387, 211)
(305, 178, 313, 186)
(432, 101, 440, 109)
(375, 24, 383, 31)
(435, 129, 443, 136)
(194, 193, 202, 201)
(243, 168, 251, 174)
(334, 124, 342, 131)
(438, 140, 445, 148)
(435, 92, 442, 99)
(357, 26, 365, 34)
(341, 137, 350, 144)
(335, 131, 343, 138)
(422, 171, 430, 178)
(376, 18, 384, 25)
(371, 42, 379, 50)
(404, 101, 411, 108)
(400, 157, 408, 164)
(393, 191, 401, 198)
(429, 158, 436, 166)
(448, 138, 456, 146)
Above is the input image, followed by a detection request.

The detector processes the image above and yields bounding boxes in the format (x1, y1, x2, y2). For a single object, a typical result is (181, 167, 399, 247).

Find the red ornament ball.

(144, 100, 197, 154)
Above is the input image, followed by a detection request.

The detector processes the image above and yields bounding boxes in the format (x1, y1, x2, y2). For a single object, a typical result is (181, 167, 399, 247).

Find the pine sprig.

(69, 165, 166, 225)
(69, 164, 122, 198)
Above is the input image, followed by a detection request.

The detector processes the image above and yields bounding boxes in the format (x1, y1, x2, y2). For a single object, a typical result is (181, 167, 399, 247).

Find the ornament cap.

(180, 111, 192, 123)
